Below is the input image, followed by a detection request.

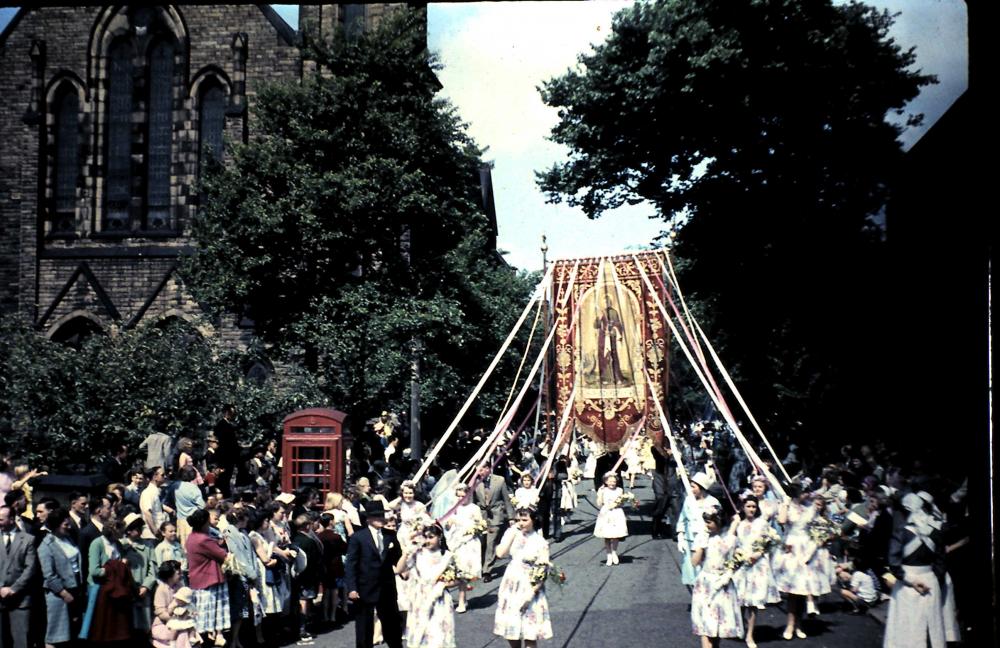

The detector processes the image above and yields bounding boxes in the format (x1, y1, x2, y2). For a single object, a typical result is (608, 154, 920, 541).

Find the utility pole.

(410, 337, 422, 462)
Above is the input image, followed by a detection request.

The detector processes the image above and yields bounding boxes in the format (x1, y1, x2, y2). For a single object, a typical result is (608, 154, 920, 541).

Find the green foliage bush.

(0, 315, 324, 471)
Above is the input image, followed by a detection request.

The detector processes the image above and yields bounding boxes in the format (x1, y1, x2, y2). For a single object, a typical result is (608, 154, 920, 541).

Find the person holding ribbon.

(677, 472, 721, 586)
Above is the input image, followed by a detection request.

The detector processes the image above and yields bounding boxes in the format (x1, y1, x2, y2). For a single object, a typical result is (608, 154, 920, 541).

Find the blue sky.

(1, 2, 968, 270)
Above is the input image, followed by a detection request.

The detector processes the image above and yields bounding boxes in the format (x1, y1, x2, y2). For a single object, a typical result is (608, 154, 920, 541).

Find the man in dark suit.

(0, 505, 37, 648)
(472, 463, 514, 581)
(213, 404, 240, 497)
(344, 501, 402, 648)
(651, 442, 679, 539)
(99, 444, 128, 485)
(76, 495, 113, 577)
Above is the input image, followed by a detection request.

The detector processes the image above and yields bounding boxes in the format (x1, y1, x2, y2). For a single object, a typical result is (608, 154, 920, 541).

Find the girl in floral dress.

(733, 495, 780, 648)
(390, 481, 430, 614)
(594, 472, 629, 566)
(396, 524, 457, 648)
(691, 510, 744, 648)
(494, 509, 553, 647)
(443, 483, 483, 614)
(773, 485, 831, 640)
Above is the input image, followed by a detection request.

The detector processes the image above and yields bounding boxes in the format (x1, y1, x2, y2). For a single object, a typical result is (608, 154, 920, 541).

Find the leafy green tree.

(182, 8, 535, 431)
(0, 315, 323, 470)
(539, 0, 934, 442)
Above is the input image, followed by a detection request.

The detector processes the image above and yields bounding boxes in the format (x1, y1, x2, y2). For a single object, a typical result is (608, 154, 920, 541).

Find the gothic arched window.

(146, 39, 175, 230)
(53, 87, 80, 233)
(199, 82, 226, 175)
(105, 39, 134, 231)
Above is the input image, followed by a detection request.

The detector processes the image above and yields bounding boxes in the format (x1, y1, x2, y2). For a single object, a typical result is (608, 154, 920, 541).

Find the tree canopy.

(0, 315, 322, 469)
(539, 0, 935, 442)
(182, 8, 536, 429)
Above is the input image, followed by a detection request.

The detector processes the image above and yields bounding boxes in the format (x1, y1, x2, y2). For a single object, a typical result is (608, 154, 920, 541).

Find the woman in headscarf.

(883, 492, 951, 647)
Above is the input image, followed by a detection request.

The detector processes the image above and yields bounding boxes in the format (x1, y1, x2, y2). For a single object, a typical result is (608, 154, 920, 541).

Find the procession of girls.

(674, 462, 963, 648)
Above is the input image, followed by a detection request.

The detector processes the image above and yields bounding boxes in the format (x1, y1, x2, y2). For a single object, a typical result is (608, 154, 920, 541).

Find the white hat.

(123, 512, 145, 531)
(690, 472, 711, 491)
(174, 586, 193, 605)
(275, 492, 296, 505)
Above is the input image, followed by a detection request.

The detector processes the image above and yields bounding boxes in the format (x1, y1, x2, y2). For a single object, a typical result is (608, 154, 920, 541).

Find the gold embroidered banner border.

(552, 252, 670, 451)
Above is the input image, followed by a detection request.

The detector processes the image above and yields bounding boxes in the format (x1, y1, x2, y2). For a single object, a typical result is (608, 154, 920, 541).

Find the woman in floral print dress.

(690, 510, 744, 648)
(493, 508, 553, 647)
(443, 482, 483, 614)
(389, 480, 430, 613)
(733, 495, 780, 648)
(396, 524, 456, 648)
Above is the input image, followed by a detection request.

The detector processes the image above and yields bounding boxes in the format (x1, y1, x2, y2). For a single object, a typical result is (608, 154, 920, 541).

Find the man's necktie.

(3, 533, 10, 551)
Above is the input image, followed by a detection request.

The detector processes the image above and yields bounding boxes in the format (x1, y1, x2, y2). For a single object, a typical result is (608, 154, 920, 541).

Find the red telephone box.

(281, 408, 350, 498)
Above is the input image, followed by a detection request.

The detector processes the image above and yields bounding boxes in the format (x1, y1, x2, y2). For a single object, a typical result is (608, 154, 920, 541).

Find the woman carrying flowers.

(733, 495, 781, 648)
(395, 524, 457, 648)
(773, 484, 833, 640)
(493, 508, 553, 647)
(690, 510, 744, 648)
(593, 472, 630, 566)
(443, 482, 484, 613)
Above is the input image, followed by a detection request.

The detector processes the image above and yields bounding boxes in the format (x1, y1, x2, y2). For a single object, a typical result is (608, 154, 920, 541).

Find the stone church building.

(0, 4, 413, 346)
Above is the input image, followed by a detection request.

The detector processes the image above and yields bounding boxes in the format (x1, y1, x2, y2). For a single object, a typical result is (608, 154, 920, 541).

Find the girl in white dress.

(582, 440, 599, 481)
(733, 495, 780, 648)
(623, 439, 643, 488)
(512, 473, 540, 511)
(773, 485, 831, 640)
(388, 481, 430, 613)
(493, 508, 553, 647)
(593, 472, 629, 566)
(690, 510, 744, 647)
(395, 524, 457, 648)
(443, 482, 483, 614)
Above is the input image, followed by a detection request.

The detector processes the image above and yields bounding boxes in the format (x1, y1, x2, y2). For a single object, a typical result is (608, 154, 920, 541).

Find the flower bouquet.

(470, 518, 488, 537)
(808, 517, 839, 547)
(527, 559, 567, 590)
(614, 492, 639, 509)
(751, 526, 782, 555)
(438, 563, 458, 586)
(722, 548, 749, 574)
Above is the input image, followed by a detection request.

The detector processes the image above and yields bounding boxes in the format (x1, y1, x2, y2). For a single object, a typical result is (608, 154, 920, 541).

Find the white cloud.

(431, 2, 631, 159)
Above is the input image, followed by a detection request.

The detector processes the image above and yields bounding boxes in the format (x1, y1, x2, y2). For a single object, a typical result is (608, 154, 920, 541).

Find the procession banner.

(551, 252, 670, 451)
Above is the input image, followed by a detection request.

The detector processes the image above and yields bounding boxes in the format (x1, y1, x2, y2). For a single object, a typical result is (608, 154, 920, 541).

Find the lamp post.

(533, 235, 551, 448)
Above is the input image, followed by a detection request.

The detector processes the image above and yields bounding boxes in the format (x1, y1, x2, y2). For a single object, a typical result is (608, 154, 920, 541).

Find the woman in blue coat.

(37, 508, 84, 646)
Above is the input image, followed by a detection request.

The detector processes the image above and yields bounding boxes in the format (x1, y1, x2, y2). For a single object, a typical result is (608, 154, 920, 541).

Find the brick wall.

(0, 4, 406, 345)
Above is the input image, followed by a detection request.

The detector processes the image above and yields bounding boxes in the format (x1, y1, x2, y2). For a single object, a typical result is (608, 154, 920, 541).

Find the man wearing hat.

(344, 500, 402, 648)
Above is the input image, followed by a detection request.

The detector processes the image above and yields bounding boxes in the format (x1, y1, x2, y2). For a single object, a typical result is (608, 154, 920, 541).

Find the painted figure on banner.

(579, 281, 643, 400)
(595, 296, 630, 385)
